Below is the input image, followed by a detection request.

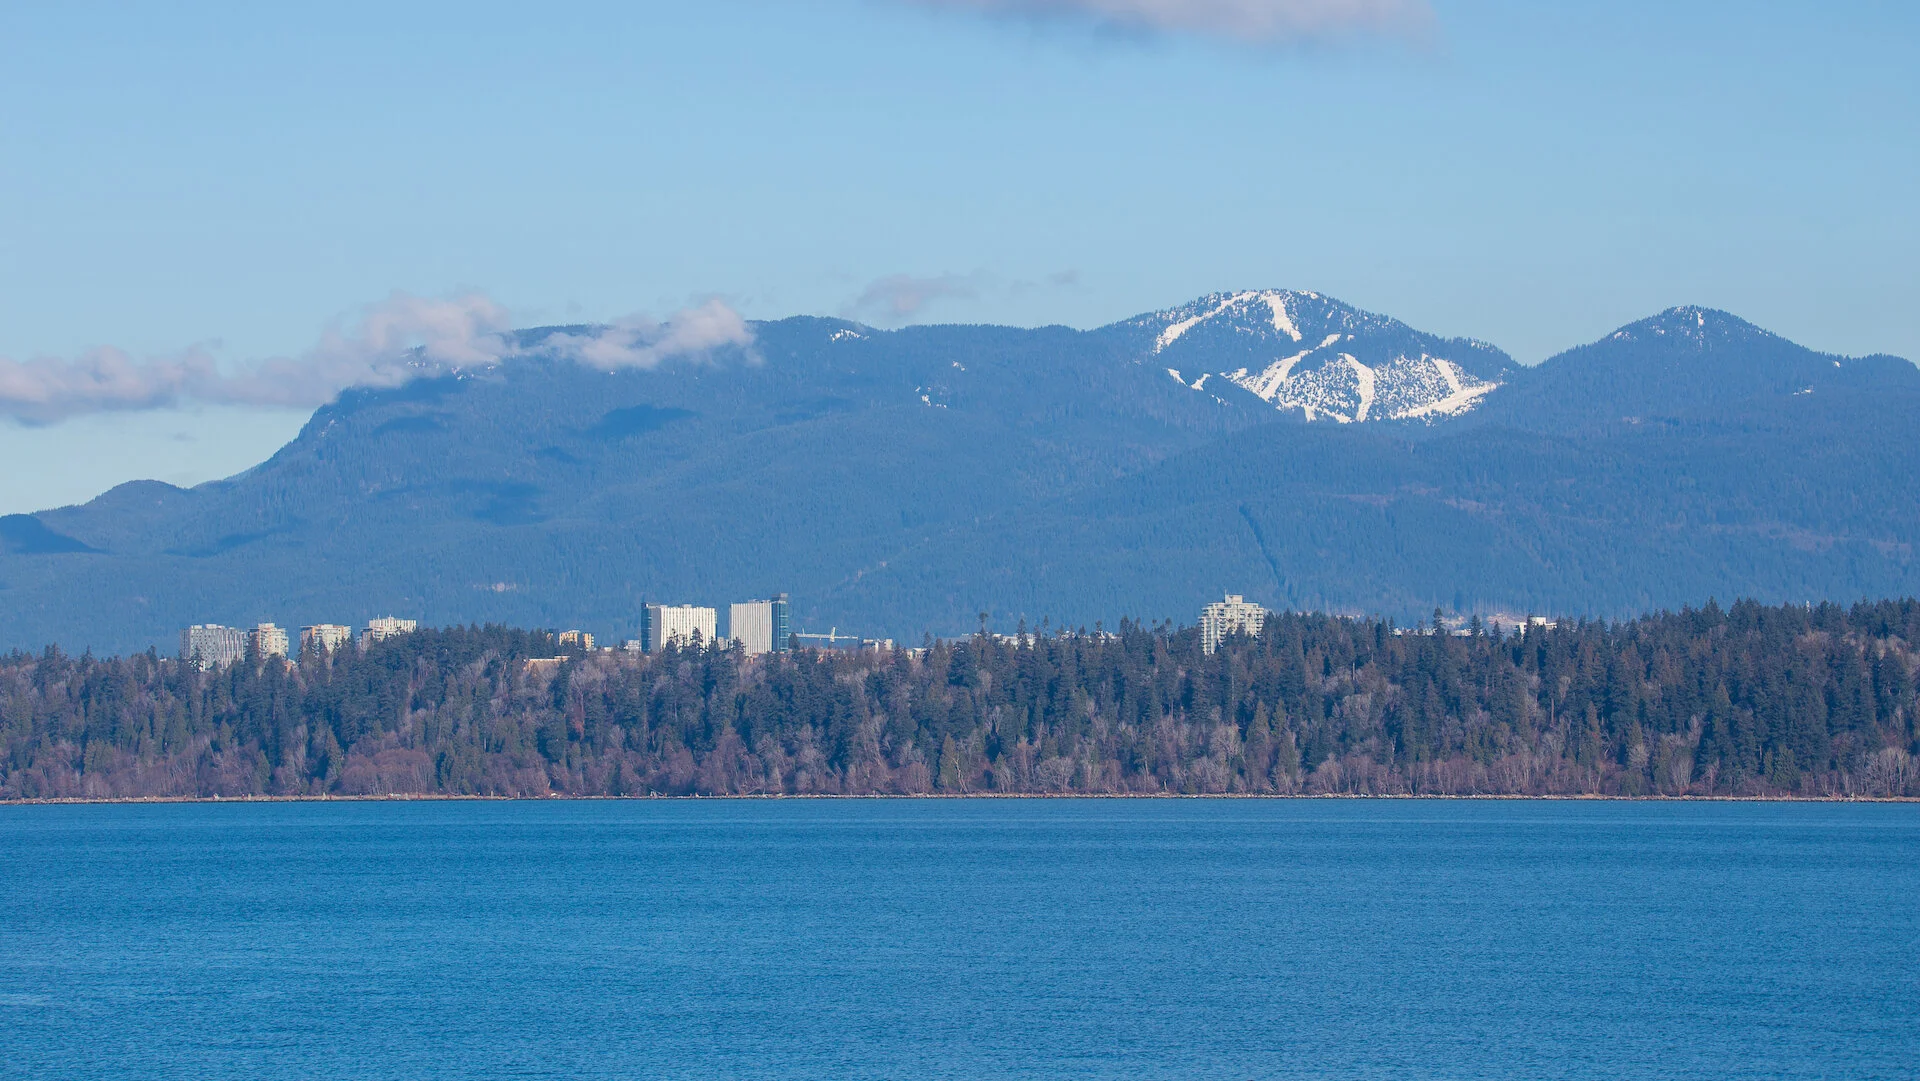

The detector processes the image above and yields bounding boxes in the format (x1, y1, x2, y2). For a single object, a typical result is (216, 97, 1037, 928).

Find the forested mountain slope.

(2, 316, 1273, 653)
(866, 380, 1920, 623)
(1473, 305, 1920, 433)
(0, 295, 1915, 654)
(3, 601, 1915, 800)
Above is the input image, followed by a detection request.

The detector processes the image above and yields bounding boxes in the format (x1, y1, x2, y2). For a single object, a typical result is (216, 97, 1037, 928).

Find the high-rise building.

(641, 604, 716, 653)
(558, 629, 595, 651)
(364, 616, 418, 642)
(771, 593, 790, 653)
(179, 624, 248, 671)
(250, 623, 289, 659)
(729, 593, 791, 655)
(1200, 594, 1269, 655)
(731, 601, 770, 654)
(301, 624, 352, 654)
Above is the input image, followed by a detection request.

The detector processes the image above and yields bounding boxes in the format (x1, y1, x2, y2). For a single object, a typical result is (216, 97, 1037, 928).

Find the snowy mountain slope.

(1101, 290, 1514, 424)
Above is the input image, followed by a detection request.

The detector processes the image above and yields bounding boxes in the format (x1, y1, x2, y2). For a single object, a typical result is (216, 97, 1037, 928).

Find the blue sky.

(2, 1, 1915, 513)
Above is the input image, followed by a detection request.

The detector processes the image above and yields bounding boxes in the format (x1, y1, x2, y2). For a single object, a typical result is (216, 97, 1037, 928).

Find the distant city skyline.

(3, 1, 1916, 514)
(180, 617, 412, 669)
(164, 590, 987, 668)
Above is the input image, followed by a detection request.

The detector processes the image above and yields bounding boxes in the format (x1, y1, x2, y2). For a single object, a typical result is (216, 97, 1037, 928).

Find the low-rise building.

(364, 616, 418, 642)
(792, 629, 892, 652)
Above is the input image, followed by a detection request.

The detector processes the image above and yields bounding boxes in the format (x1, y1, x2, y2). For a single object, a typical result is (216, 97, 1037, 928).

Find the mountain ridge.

(2, 293, 1915, 655)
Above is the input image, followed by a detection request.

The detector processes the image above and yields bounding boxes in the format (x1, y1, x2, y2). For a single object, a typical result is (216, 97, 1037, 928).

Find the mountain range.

(3, 291, 1917, 655)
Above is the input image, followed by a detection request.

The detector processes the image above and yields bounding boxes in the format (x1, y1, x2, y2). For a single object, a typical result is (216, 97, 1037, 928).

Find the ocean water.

(1, 799, 1915, 1080)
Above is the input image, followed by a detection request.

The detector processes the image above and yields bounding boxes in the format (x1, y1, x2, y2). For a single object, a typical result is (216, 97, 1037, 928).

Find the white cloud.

(540, 298, 755, 370)
(0, 345, 213, 422)
(0, 293, 754, 423)
(194, 291, 516, 411)
(899, 0, 1433, 43)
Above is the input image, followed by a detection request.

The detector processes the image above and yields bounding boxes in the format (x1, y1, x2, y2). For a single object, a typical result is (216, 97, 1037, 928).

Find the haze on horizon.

(2, 0, 1915, 514)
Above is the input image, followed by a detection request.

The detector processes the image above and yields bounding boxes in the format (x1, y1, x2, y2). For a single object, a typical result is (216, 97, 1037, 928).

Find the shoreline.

(3, 792, 1915, 807)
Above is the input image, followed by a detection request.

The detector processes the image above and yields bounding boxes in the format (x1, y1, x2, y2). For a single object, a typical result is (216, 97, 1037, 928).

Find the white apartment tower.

(1200, 594, 1269, 655)
(729, 594, 791, 655)
(301, 624, 352, 654)
(641, 604, 716, 653)
(180, 624, 248, 671)
(250, 623, 289, 659)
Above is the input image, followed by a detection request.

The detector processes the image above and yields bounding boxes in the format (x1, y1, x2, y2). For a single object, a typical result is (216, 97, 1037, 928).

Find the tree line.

(3, 599, 1917, 800)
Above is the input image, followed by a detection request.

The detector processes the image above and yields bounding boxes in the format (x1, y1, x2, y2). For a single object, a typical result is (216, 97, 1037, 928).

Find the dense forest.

(3, 599, 1917, 800)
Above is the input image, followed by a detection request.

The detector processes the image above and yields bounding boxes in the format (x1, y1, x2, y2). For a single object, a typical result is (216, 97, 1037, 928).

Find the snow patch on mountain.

(1348, 356, 1375, 422)
(1123, 290, 1511, 424)
(1264, 293, 1303, 342)
(1154, 296, 1237, 353)
(1386, 357, 1499, 419)
(1152, 290, 1310, 354)
(1240, 349, 1311, 399)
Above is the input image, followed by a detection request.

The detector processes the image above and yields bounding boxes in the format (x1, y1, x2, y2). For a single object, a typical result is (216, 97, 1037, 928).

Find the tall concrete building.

(364, 616, 418, 642)
(250, 623, 289, 659)
(641, 604, 716, 653)
(729, 594, 790, 655)
(1200, 594, 1269, 655)
(301, 624, 352, 654)
(180, 624, 248, 671)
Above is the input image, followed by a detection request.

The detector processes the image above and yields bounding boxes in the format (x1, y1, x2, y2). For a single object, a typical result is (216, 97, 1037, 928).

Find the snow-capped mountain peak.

(1110, 290, 1515, 425)
(1152, 290, 1306, 352)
